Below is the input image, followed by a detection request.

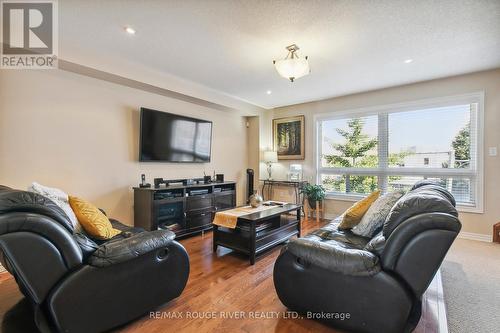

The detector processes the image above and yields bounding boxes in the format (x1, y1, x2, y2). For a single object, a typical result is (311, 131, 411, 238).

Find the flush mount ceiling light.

(273, 44, 310, 82)
(125, 26, 136, 35)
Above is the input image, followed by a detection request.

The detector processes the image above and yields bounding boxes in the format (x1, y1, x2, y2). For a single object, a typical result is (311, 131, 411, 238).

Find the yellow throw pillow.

(338, 190, 380, 230)
(69, 196, 121, 240)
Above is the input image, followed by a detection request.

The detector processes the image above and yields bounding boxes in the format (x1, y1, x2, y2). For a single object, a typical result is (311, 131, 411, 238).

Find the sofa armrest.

(88, 230, 175, 267)
(286, 237, 381, 276)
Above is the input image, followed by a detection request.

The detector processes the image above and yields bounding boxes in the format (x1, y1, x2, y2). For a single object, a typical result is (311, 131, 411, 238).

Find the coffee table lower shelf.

(212, 204, 302, 265)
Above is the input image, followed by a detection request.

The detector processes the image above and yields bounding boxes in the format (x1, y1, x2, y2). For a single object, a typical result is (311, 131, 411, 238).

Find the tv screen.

(139, 108, 212, 162)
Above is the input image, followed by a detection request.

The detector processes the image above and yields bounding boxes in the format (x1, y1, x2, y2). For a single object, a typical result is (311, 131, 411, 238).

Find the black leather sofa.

(273, 181, 461, 333)
(0, 185, 190, 333)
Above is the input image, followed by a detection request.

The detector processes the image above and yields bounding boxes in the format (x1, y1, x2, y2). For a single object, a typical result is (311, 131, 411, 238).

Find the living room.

(0, 1, 499, 332)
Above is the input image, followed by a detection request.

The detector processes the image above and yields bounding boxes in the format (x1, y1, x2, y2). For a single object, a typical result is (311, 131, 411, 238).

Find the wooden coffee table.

(212, 204, 302, 264)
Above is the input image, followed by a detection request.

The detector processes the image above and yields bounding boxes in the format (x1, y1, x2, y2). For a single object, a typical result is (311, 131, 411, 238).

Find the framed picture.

(273, 115, 305, 160)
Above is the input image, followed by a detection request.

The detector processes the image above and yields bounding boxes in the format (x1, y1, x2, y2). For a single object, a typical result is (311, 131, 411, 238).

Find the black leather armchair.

(0, 186, 190, 333)
(273, 182, 461, 333)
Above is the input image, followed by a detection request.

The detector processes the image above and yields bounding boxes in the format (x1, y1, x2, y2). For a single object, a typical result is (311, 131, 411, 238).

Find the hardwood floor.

(0, 219, 445, 333)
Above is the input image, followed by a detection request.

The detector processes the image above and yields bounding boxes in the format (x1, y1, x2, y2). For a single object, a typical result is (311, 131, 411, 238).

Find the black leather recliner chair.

(0, 186, 190, 333)
(274, 181, 461, 333)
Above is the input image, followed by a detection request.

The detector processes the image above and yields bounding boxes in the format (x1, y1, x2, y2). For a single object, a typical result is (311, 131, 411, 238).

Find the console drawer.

(213, 191, 235, 211)
(187, 211, 213, 229)
(186, 195, 212, 211)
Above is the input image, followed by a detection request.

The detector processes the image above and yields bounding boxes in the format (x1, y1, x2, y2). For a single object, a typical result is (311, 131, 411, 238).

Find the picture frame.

(273, 115, 305, 160)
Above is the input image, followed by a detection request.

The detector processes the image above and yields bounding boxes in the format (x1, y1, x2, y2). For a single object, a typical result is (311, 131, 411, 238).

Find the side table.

(494, 222, 500, 243)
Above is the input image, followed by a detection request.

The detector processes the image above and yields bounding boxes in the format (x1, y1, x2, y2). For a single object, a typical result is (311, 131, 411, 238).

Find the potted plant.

(300, 184, 326, 209)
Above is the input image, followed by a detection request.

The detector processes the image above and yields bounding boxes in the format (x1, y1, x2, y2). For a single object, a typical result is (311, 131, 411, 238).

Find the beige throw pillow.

(352, 191, 405, 238)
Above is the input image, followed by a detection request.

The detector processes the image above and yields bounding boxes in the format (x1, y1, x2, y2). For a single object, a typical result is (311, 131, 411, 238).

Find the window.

(316, 93, 483, 212)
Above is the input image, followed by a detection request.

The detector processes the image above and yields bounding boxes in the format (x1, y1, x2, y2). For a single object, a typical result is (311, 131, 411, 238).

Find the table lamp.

(263, 151, 278, 180)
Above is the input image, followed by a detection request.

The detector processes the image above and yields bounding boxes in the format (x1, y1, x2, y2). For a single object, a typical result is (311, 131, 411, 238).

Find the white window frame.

(314, 92, 484, 213)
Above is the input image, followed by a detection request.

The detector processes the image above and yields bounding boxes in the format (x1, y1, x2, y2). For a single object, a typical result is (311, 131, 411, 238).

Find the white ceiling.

(60, 0, 500, 109)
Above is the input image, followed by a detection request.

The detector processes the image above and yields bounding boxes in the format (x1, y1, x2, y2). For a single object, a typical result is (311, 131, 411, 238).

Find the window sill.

(456, 205, 483, 214)
(325, 194, 483, 214)
(325, 193, 366, 202)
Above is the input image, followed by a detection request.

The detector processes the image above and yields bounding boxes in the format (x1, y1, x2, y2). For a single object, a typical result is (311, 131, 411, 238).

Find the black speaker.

(246, 169, 254, 202)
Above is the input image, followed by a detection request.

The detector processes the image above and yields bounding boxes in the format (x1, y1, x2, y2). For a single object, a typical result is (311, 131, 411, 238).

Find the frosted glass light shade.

(274, 57, 310, 82)
(263, 151, 278, 163)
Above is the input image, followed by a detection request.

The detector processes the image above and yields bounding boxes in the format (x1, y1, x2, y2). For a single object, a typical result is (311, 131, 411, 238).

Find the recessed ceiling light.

(125, 26, 136, 35)
(404, 59, 413, 64)
(266, 90, 272, 95)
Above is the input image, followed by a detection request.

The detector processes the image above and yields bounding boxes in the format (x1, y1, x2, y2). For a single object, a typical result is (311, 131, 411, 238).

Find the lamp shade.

(263, 151, 278, 163)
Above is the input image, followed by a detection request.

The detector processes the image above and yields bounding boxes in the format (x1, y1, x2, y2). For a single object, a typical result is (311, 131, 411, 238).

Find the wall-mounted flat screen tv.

(139, 108, 212, 163)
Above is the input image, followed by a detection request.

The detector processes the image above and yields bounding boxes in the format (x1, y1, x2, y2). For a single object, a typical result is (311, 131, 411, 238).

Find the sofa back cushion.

(0, 186, 74, 233)
(411, 181, 456, 206)
(364, 231, 386, 257)
(28, 182, 81, 232)
(383, 185, 457, 238)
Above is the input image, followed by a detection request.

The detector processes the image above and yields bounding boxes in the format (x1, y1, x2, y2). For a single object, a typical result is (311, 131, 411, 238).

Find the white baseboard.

(323, 213, 339, 220)
(458, 232, 491, 242)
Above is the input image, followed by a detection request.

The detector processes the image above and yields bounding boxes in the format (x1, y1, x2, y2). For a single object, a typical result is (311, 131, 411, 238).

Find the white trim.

(319, 167, 476, 177)
(315, 92, 485, 212)
(314, 92, 484, 122)
(435, 270, 449, 333)
(458, 232, 491, 242)
(325, 193, 366, 202)
(474, 95, 485, 213)
(323, 212, 338, 220)
(314, 119, 321, 185)
(457, 203, 483, 214)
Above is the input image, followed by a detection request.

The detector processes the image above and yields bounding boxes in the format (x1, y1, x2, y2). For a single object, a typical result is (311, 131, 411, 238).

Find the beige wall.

(269, 69, 500, 237)
(0, 69, 250, 226)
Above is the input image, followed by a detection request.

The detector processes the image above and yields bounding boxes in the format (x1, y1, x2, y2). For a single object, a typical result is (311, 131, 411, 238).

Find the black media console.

(133, 181, 236, 238)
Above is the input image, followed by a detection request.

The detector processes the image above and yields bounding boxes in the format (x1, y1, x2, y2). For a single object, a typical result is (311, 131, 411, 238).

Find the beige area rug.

(0, 264, 5, 273)
(441, 238, 500, 333)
